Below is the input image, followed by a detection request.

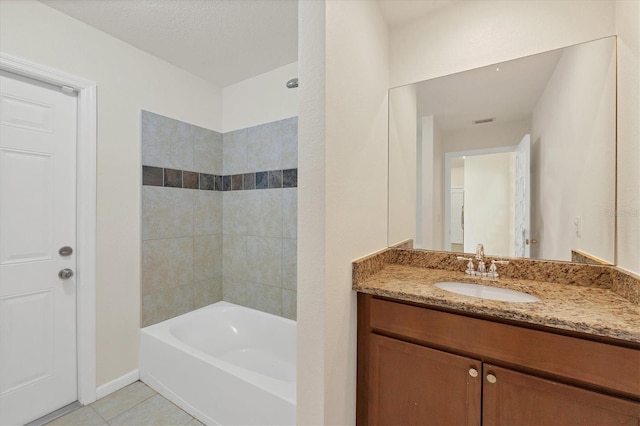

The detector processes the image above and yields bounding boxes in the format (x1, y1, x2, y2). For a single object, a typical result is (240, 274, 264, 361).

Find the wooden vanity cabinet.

(357, 293, 640, 426)
(482, 364, 640, 425)
(369, 333, 481, 425)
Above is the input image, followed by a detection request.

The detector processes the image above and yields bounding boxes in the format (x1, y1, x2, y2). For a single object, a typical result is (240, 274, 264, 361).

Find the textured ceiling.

(40, 0, 461, 87)
(41, 0, 298, 88)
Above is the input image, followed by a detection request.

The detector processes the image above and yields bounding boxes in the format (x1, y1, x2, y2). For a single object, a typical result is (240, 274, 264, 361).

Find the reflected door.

(0, 71, 78, 425)
(450, 187, 464, 252)
(514, 134, 531, 258)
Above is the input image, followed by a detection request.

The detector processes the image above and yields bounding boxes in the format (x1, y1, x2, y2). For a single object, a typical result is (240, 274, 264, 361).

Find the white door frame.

(0, 53, 97, 405)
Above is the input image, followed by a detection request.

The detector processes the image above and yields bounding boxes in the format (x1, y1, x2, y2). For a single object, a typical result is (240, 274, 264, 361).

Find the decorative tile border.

(143, 165, 297, 190)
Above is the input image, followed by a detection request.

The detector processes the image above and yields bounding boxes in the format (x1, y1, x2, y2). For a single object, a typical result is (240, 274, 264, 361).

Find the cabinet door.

(368, 334, 481, 426)
(483, 364, 640, 425)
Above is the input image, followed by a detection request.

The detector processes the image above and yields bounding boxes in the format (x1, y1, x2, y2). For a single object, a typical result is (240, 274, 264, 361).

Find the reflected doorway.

(444, 135, 530, 258)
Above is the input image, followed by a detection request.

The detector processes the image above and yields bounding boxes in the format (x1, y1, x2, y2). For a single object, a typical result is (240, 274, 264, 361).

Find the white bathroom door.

(514, 134, 531, 258)
(0, 70, 78, 425)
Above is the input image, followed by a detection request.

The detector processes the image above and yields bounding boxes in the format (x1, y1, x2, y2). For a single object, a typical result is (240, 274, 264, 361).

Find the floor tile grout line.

(89, 405, 109, 423)
(91, 383, 157, 421)
(101, 388, 159, 423)
(105, 389, 197, 426)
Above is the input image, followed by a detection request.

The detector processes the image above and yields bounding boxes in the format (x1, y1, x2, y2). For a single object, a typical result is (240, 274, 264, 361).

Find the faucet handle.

(487, 259, 509, 279)
(457, 256, 475, 275)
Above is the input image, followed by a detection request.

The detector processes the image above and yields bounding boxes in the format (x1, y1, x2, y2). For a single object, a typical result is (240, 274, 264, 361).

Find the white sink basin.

(434, 282, 540, 303)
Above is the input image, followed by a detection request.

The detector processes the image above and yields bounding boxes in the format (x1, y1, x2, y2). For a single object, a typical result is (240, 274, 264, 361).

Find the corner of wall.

(222, 62, 299, 132)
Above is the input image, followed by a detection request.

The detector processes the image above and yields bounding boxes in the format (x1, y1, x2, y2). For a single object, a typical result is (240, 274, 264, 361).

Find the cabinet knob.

(486, 374, 497, 384)
(468, 368, 478, 378)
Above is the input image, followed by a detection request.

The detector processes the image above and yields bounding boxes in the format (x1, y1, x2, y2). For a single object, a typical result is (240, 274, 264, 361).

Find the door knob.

(468, 368, 478, 378)
(486, 374, 497, 384)
(58, 268, 74, 279)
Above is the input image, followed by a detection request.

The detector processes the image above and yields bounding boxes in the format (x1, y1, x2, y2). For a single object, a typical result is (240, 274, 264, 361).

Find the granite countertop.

(353, 262, 640, 344)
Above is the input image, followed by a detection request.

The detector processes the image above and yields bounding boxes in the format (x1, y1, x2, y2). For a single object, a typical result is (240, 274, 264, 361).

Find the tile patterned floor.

(45, 381, 202, 426)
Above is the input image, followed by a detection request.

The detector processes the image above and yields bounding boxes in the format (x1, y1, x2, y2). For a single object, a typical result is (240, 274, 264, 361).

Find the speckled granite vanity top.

(353, 248, 640, 344)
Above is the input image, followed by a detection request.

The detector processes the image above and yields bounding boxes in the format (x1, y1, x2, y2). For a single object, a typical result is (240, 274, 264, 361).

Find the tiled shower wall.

(222, 118, 298, 320)
(141, 111, 223, 327)
(141, 112, 297, 326)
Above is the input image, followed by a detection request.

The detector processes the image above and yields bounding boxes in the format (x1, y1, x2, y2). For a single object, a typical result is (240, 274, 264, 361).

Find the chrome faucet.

(457, 243, 509, 279)
(475, 244, 486, 275)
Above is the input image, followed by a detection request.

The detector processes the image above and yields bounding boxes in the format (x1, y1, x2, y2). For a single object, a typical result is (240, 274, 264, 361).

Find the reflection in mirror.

(388, 36, 616, 263)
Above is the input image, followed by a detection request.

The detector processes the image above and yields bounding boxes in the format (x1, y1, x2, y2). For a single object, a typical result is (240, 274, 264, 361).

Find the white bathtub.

(139, 301, 296, 425)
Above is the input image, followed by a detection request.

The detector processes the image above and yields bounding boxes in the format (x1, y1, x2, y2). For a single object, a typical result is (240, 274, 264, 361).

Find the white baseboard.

(95, 369, 139, 400)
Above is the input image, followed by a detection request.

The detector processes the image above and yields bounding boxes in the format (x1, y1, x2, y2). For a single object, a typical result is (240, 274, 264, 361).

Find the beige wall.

(222, 61, 299, 132)
(297, 0, 326, 422)
(298, 0, 389, 424)
(388, 85, 417, 246)
(532, 37, 616, 263)
(615, 0, 640, 274)
(0, 0, 222, 386)
(389, 0, 616, 88)
(417, 115, 434, 248)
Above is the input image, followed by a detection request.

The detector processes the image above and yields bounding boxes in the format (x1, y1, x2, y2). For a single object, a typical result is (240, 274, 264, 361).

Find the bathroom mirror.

(388, 36, 616, 263)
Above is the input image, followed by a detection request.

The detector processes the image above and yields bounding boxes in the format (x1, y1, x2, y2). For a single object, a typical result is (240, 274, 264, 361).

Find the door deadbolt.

(58, 268, 74, 279)
(59, 246, 73, 256)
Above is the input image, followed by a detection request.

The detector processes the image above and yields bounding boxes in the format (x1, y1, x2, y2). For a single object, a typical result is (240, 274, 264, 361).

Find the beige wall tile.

(142, 187, 194, 240)
(223, 191, 248, 235)
(223, 128, 248, 175)
(282, 289, 297, 320)
(194, 234, 222, 281)
(142, 111, 194, 170)
(247, 236, 282, 287)
(247, 121, 282, 171)
(246, 282, 282, 316)
(193, 126, 222, 175)
(280, 117, 298, 170)
(193, 276, 223, 309)
(247, 189, 283, 237)
(194, 191, 222, 235)
(222, 277, 248, 306)
(222, 235, 247, 280)
(282, 188, 297, 239)
(141, 116, 298, 323)
(142, 237, 193, 295)
(141, 285, 194, 327)
(282, 238, 297, 291)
